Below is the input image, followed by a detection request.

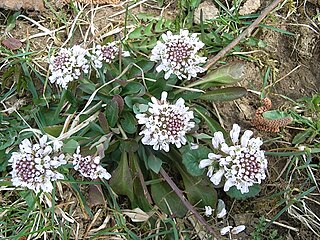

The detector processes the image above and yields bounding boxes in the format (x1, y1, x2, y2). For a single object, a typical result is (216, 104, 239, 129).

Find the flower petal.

(240, 130, 253, 147)
(204, 206, 213, 217)
(230, 124, 241, 144)
(199, 159, 212, 169)
(210, 168, 224, 185)
(220, 226, 232, 235)
(231, 225, 246, 234)
(212, 131, 225, 149)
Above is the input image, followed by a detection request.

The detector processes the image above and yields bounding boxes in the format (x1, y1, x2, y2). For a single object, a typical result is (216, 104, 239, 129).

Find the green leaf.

(105, 100, 119, 128)
(199, 87, 247, 102)
(89, 122, 105, 135)
(194, 106, 226, 134)
(131, 154, 153, 211)
(262, 110, 291, 120)
(5, 11, 20, 32)
(119, 139, 139, 153)
(177, 164, 217, 208)
(0, 131, 16, 151)
(109, 152, 134, 202)
(78, 82, 96, 94)
(150, 176, 188, 218)
(19, 191, 35, 208)
(122, 82, 146, 96)
(62, 139, 79, 154)
(43, 125, 63, 137)
(147, 154, 163, 173)
(200, 62, 245, 89)
(128, 60, 155, 78)
(226, 184, 261, 200)
(292, 129, 313, 144)
(120, 111, 138, 134)
(180, 146, 210, 176)
(176, 91, 202, 101)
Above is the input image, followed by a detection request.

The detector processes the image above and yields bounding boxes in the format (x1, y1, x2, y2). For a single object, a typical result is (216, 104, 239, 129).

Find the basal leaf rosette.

(9, 135, 66, 193)
(136, 92, 195, 152)
(150, 29, 207, 80)
(199, 124, 268, 195)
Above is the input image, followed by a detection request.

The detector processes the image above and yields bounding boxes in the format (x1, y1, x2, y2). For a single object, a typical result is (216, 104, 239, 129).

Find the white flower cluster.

(49, 45, 90, 89)
(199, 124, 268, 194)
(49, 42, 126, 89)
(136, 92, 195, 152)
(72, 147, 111, 180)
(9, 136, 66, 193)
(150, 29, 207, 80)
(91, 43, 119, 69)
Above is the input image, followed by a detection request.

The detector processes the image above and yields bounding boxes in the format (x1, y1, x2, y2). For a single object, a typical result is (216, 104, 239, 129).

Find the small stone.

(239, 0, 261, 16)
(194, 1, 219, 24)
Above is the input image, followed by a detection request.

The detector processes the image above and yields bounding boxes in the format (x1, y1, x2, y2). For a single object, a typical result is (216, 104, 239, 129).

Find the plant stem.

(204, 0, 285, 71)
(159, 167, 219, 237)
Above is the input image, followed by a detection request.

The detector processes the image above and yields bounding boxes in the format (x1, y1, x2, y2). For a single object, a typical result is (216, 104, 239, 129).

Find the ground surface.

(0, 0, 319, 239)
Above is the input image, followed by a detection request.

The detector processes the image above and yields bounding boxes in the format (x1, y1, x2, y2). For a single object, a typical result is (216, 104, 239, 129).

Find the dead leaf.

(88, 183, 106, 207)
(122, 208, 150, 222)
(2, 38, 22, 50)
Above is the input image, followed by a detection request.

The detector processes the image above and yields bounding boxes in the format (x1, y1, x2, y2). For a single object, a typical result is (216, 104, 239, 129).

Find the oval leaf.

(110, 152, 134, 202)
(105, 100, 119, 128)
(226, 184, 261, 200)
(120, 111, 138, 134)
(200, 62, 245, 89)
(2, 37, 22, 50)
(194, 106, 226, 134)
(180, 145, 211, 176)
(199, 87, 247, 102)
(147, 154, 163, 173)
(174, 161, 217, 208)
(62, 139, 79, 154)
(151, 178, 188, 218)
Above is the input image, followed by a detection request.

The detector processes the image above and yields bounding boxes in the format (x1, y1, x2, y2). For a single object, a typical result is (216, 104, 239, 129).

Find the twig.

(204, 0, 285, 71)
(159, 168, 219, 237)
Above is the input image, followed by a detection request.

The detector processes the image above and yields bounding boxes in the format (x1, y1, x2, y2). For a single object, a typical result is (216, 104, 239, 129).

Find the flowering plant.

(2, 22, 274, 239)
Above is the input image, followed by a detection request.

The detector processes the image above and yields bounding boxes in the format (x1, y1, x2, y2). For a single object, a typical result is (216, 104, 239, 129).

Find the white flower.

(210, 168, 225, 185)
(91, 43, 119, 69)
(199, 124, 268, 194)
(9, 135, 66, 193)
(204, 206, 213, 216)
(231, 225, 246, 234)
(220, 226, 233, 235)
(136, 92, 195, 152)
(150, 29, 207, 80)
(72, 147, 111, 180)
(49, 45, 90, 89)
(216, 199, 227, 218)
(220, 225, 246, 235)
(190, 142, 199, 150)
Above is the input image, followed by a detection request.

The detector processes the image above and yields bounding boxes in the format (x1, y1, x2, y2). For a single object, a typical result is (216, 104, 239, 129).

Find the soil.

(0, 0, 319, 239)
